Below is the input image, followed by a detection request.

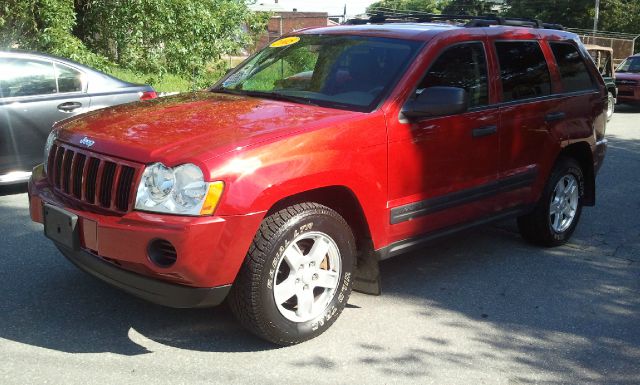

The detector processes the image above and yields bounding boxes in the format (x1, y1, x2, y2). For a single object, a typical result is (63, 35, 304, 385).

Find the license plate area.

(44, 204, 80, 250)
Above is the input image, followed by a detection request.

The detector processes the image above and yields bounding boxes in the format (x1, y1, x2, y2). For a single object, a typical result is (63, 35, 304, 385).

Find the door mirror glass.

(403, 86, 468, 119)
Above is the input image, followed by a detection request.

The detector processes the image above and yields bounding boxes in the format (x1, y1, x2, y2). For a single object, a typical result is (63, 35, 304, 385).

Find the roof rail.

(346, 8, 564, 30)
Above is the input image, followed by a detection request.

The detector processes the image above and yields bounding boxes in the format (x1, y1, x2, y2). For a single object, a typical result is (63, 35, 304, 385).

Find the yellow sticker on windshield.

(270, 36, 300, 48)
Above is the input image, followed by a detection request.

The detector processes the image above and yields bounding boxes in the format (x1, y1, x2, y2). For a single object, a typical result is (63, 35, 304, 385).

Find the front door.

(387, 41, 500, 242)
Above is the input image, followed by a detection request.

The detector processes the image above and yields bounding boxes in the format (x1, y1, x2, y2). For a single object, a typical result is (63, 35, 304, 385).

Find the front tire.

(606, 92, 615, 121)
(229, 203, 356, 345)
(517, 157, 584, 247)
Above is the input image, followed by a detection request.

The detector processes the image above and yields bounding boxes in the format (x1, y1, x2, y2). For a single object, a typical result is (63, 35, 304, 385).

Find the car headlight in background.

(135, 162, 224, 216)
(43, 130, 57, 173)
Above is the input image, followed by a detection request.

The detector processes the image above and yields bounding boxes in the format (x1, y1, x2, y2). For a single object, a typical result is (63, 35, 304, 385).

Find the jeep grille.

(46, 142, 142, 213)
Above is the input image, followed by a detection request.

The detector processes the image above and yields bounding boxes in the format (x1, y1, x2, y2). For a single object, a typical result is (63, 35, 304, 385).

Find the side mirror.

(403, 86, 469, 119)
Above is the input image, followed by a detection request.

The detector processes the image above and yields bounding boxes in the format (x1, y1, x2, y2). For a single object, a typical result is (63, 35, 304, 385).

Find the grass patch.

(106, 68, 197, 93)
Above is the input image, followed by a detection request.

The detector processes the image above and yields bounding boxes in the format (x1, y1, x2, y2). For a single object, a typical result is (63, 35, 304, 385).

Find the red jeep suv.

(28, 15, 608, 345)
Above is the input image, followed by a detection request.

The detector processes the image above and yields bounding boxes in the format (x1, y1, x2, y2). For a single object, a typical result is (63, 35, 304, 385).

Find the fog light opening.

(148, 239, 177, 268)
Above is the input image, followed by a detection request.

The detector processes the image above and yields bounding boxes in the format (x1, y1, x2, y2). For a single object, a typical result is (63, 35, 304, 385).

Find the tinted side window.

(495, 42, 551, 102)
(550, 43, 594, 92)
(0, 58, 56, 98)
(417, 42, 488, 108)
(55, 63, 84, 93)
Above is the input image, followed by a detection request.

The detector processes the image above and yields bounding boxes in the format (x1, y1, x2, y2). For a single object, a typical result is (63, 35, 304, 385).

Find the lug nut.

(304, 284, 309, 290)
(312, 273, 318, 280)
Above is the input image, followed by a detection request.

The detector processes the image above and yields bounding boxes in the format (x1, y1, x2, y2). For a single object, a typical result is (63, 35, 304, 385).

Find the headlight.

(134, 162, 224, 216)
(43, 130, 57, 173)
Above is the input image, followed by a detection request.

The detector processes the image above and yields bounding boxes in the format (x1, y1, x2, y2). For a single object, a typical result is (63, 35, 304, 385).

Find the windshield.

(617, 57, 640, 73)
(213, 35, 423, 112)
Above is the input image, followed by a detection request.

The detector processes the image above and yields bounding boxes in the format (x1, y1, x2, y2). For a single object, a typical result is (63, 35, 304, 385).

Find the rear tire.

(517, 157, 584, 247)
(606, 92, 615, 121)
(229, 202, 356, 345)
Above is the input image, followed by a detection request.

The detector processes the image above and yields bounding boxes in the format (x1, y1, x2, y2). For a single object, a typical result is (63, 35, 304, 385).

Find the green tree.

(597, 0, 640, 34)
(1, 0, 270, 87)
(440, 0, 496, 15)
(0, 0, 109, 69)
(503, 0, 593, 28)
(367, 0, 441, 14)
(503, 0, 640, 33)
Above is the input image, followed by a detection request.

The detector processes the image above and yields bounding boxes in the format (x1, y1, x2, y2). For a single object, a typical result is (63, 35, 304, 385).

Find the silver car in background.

(0, 51, 157, 185)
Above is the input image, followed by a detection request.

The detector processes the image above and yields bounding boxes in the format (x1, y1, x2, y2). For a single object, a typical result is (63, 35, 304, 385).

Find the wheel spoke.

(296, 288, 315, 318)
(274, 276, 297, 305)
(283, 243, 304, 271)
(308, 237, 331, 265)
(563, 205, 574, 218)
(314, 269, 339, 289)
(563, 178, 576, 196)
(552, 212, 561, 230)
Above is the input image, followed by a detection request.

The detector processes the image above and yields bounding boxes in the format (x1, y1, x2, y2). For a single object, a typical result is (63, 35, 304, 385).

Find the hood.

(56, 92, 360, 165)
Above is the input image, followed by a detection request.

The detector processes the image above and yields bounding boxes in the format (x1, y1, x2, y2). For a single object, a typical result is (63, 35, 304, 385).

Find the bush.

(0, 0, 110, 70)
(0, 0, 270, 88)
(76, 0, 268, 87)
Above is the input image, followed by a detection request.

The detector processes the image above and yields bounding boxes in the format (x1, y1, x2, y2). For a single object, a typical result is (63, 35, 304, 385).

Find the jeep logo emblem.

(79, 137, 95, 148)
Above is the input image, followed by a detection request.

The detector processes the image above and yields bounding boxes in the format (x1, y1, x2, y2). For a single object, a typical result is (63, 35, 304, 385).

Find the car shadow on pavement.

(0, 137, 638, 378)
(0, 183, 28, 196)
(614, 103, 640, 114)
(0, 199, 273, 355)
(360, 135, 640, 384)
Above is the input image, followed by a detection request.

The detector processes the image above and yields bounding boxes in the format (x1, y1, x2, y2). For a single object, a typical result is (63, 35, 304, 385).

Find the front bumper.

(616, 85, 640, 102)
(58, 244, 231, 308)
(28, 164, 265, 307)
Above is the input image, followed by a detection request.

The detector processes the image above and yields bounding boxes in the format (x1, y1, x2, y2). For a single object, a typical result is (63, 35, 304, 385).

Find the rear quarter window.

(550, 42, 595, 93)
(495, 41, 552, 102)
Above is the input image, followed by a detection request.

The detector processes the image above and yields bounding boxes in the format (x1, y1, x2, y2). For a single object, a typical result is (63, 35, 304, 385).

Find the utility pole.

(593, 0, 600, 35)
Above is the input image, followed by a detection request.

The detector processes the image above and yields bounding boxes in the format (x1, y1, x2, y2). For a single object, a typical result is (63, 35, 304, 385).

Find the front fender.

(207, 114, 389, 248)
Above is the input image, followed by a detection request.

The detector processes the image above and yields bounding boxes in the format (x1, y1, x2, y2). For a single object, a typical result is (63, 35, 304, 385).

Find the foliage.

(76, 0, 267, 87)
(367, 0, 493, 15)
(0, 0, 269, 89)
(503, 0, 640, 33)
(367, 0, 640, 35)
(0, 0, 110, 70)
(503, 0, 594, 29)
(440, 0, 496, 16)
(367, 0, 440, 14)
(107, 67, 192, 92)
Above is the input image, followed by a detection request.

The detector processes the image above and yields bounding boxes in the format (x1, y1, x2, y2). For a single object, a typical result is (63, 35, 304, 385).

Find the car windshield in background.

(213, 35, 422, 112)
(617, 57, 640, 73)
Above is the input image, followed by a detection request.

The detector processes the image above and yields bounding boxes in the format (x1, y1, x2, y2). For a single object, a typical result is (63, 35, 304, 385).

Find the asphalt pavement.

(1, 105, 639, 385)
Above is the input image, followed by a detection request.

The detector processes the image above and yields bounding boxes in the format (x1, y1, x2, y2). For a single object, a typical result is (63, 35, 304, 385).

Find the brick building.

(249, 1, 331, 51)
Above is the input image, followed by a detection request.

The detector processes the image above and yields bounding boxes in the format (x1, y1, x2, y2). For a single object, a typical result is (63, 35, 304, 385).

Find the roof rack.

(346, 7, 564, 30)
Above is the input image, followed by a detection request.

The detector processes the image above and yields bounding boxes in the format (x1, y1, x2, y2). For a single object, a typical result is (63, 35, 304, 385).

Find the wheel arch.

(266, 185, 373, 250)
(559, 141, 595, 206)
(265, 185, 382, 295)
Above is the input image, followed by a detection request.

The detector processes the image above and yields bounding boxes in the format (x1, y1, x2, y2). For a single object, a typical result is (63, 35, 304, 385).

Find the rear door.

(547, 41, 604, 139)
(494, 40, 562, 207)
(0, 57, 91, 175)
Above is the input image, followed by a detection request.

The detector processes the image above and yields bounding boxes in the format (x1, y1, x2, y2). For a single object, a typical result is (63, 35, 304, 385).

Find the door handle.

(472, 125, 497, 138)
(57, 101, 82, 112)
(545, 111, 566, 122)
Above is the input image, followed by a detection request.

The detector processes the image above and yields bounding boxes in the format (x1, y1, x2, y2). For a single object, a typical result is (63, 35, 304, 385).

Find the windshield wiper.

(212, 89, 319, 106)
